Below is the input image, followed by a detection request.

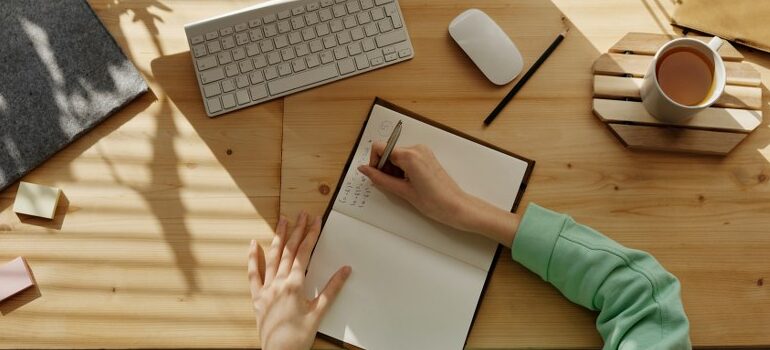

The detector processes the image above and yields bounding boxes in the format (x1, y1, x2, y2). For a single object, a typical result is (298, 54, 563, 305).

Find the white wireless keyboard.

(185, 0, 414, 117)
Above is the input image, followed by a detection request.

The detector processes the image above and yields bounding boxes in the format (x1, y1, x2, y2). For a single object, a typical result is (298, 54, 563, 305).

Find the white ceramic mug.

(640, 36, 726, 123)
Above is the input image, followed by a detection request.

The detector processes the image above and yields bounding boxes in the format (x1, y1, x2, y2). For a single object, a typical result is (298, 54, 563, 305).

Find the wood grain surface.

(0, 0, 768, 349)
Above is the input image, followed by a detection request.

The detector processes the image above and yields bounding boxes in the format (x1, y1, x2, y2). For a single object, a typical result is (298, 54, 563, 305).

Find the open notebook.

(304, 99, 534, 350)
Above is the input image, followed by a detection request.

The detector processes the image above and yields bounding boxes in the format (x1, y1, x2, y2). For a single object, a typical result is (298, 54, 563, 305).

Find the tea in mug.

(655, 46, 714, 106)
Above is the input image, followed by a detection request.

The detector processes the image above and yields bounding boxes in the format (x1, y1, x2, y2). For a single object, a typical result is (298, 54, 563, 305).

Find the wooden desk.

(0, 0, 767, 348)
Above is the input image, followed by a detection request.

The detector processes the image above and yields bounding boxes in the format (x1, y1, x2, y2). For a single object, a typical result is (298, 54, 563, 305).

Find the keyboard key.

(399, 48, 411, 57)
(236, 89, 250, 105)
(337, 31, 351, 44)
(250, 71, 264, 84)
(316, 23, 330, 36)
(291, 16, 305, 30)
(235, 22, 249, 32)
(246, 43, 260, 56)
(383, 46, 395, 55)
(320, 50, 334, 64)
(354, 54, 370, 69)
(385, 52, 398, 61)
(348, 1, 361, 12)
(192, 44, 207, 57)
(348, 42, 362, 55)
(191, 35, 205, 45)
(226, 64, 239, 77)
(306, 54, 320, 68)
(260, 39, 275, 52)
(278, 10, 292, 20)
(207, 40, 222, 53)
(374, 0, 393, 5)
(281, 47, 296, 60)
(361, 0, 374, 9)
(376, 30, 405, 47)
(332, 4, 346, 17)
(249, 18, 263, 28)
(197, 55, 218, 71)
(292, 6, 305, 15)
(250, 28, 264, 41)
(221, 36, 236, 49)
(319, 8, 333, 21)
(302, 28, 316, 40)
(356, 12, 371, 25)
(278, 63, 292, 76)
(253, 55, 267, 68)
(250, 84, 269, 100)
(200, 67, 225, 84)
(268, 52, 281, 65)
(278, 20, 292, 33)
(310, 39, 324, 52)
(232, 47, 246, 61)
(222, 93, 236, 109)
(263, 13, 277, 23)
(343, 16, 357, 29)
(296, 43, 310, 56)
(338, 58, 355, 74)
(274, 35, 289, 48)
(307, 2, 320, 11)
(205, 31, 219, 40)
(220, 27, 234, 36)
(362, 38, 376, 51)
(371, 7, 385, 20)
(265, 66, 279, 80)
(292, 59, 307, 72)
(350, 28, 364, 41)
(268, 64, 339, 95)
(264, 24, 278, 37)
(330, 19, 344, 32)
(364, 23, 378, 36)
(305, 12, 320, 25)
(237, 75, 250, 89)
(323, 36, 337, 48)
(289, 32, 303, 45)
(370, 56, 384, 66)
(203, 82, 222, 97)
(218, 51, 233, 64)
(334, 47, 348, 59)
(239, 59, 254, 73)
(321, 0, 334, 7)
(207, 97, 222, 113)
(236, 32, 250, 45)
(378, 19, 393, 32)
(222, 78, 236, 92)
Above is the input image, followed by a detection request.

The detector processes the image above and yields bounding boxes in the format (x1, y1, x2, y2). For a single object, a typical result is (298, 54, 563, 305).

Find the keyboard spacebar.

(267, 64, 340, 95)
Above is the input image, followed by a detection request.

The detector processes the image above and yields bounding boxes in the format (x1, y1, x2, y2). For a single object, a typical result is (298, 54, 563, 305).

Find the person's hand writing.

(248, 212, 351, 350)
(358, 143, 520, 246)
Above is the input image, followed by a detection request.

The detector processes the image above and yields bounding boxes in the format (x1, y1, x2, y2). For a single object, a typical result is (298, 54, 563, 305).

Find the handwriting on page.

(338, 140, 374, 208)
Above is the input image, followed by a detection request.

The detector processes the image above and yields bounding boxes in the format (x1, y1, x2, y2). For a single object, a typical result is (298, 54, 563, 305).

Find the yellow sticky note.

(13, 182, 62, 219)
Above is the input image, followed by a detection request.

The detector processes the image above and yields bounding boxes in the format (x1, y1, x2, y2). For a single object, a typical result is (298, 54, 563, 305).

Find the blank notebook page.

(304, 104, 529, 350)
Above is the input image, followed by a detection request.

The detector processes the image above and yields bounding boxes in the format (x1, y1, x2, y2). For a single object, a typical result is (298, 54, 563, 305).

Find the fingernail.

(358, 165, 368, 173)
(342, 266, 352, 278)
(250, 239, 256, 246)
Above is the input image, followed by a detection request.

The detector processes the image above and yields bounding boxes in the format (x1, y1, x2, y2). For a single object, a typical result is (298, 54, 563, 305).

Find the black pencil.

(483, 31, 566, 126)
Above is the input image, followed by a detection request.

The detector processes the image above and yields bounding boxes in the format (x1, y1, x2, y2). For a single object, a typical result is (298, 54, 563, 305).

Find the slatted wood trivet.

(592, 32, 763, 155)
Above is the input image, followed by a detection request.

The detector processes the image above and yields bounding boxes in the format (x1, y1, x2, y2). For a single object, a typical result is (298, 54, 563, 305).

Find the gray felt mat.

(0, 0, 148, 191)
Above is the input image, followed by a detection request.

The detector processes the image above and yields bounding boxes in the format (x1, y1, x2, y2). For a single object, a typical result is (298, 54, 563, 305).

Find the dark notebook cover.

(0, 0, 148, 191)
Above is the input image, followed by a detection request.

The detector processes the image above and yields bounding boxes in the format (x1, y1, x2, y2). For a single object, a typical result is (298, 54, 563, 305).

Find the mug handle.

(708, 36, 724, 52)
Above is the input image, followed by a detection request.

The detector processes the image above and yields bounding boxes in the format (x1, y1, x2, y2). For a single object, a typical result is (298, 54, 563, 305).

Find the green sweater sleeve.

(511, 203, 691, 350)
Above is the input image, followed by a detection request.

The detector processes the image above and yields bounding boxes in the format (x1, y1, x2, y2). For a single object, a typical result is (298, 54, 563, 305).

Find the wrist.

(457, 194, 519, 247)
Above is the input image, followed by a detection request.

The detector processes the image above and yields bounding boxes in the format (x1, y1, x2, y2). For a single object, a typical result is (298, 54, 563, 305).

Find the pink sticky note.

(0, 257, 35, 302)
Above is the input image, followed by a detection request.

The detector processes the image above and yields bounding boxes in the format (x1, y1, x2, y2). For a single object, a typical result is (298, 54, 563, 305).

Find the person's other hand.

(358, 143, 519, 246)
(248, 212, 351, 350)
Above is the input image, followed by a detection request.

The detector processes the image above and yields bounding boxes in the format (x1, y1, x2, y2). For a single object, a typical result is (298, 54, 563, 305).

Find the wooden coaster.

(592, 32, 763, 155)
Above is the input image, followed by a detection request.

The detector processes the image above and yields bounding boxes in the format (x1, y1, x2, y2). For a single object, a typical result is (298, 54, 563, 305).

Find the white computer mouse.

(449, 9, 523, 85)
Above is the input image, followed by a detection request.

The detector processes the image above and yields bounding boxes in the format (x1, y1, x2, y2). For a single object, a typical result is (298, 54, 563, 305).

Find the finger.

(293, 215, 322, 273)
(247, 240, 263, 300)
(312, 266, 352, 318)
(358, 165, 411, 199)
(369, 142, 386, 167)
(276, 211, 309, 278)
(264, 216, 287, 285)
